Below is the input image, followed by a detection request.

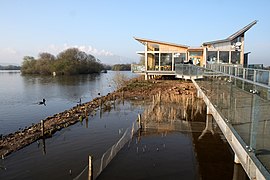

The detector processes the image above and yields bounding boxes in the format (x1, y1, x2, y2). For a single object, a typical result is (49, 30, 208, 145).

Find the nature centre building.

(133, 20, 257, 80)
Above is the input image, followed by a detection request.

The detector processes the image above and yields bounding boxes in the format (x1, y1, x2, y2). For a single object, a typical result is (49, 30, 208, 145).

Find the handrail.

(206, 64, 270, 86)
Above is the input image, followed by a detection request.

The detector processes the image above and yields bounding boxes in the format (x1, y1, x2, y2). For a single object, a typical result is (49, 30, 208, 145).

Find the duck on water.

(38, 98, 46, 106)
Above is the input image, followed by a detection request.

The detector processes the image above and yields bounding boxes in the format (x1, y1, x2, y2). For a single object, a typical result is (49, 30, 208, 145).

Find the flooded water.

(0, 72, 249, 179)
(97, 93, 248, 180)
(0, 70, 135, 135)
(0, 101, 143, 180)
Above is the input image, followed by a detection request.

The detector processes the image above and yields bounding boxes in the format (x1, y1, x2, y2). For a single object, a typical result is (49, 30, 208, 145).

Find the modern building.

(133, 20, 257, 80)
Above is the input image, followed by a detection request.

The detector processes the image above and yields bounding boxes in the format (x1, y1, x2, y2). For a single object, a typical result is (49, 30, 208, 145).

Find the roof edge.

(133, 37, 189, 48)
(202, 20, 258, 46)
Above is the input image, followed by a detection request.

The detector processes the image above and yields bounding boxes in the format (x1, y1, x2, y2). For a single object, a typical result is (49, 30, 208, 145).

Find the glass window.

(207, 51, 217, 64)
(154, 53, 159, 65)
(219, 51, 229, 63)
(174, 53, 186, 64)
(161, 53, 172, 71)
(189, 51, 202, 56)
(231, 51, 240, 64)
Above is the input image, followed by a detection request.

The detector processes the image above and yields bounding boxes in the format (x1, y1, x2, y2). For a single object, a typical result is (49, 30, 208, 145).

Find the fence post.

(138, 114, 142, 129)
(88, 155, 93, 180)
(41, 120, 44, 137)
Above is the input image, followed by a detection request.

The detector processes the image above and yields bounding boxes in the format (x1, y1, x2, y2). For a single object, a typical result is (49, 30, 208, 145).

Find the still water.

(0, 71, 248, 179)
(0, 70, 134, 135)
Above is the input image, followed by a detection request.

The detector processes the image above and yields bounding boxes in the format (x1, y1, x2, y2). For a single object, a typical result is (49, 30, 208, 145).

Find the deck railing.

(206, 64, 270, 86)
(175, 64, 204, 77)
(131, 64, 145, 73)
(194, 73, 270, 179)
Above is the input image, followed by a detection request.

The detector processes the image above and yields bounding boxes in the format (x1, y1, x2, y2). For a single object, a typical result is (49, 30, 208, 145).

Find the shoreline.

(0, 76, 196, 158)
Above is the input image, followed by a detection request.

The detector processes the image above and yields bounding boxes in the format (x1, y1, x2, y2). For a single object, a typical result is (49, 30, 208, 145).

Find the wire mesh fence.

(73, 119, 140, 180)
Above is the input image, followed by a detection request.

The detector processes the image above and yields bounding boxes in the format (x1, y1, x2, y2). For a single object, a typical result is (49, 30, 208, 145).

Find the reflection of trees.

(21, 74, 102, 101)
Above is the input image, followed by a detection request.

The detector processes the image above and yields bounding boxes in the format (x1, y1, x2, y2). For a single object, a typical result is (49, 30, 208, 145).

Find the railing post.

(249, 94, 259, 151)
(41, 120, 44, 137)
(253, 70, 257, 82)
(243, 68, 246, 79)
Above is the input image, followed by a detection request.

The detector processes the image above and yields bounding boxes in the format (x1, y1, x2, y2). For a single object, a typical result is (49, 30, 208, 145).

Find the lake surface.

(0, 70, 135, 135)
(0, 71, 248, 179)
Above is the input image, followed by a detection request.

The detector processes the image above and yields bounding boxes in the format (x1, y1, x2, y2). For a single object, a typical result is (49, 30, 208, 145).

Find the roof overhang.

(134, 37, 189, 48)
(203, 20, 258, 46)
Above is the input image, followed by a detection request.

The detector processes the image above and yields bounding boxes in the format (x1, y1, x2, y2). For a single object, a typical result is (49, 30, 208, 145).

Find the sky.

(0, 0, 270, 66)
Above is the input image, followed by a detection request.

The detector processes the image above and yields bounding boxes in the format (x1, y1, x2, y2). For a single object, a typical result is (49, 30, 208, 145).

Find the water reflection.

(0, 101, 142, 180)
(0, 71, 134, 135)
(136, 92, 248, 179)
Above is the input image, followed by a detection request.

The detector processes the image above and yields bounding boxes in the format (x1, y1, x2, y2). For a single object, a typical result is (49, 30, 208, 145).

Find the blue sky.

(0, 0, 270, 66)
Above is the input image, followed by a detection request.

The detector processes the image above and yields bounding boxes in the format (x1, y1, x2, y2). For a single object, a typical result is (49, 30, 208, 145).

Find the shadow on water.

(98, 92, 248, 180)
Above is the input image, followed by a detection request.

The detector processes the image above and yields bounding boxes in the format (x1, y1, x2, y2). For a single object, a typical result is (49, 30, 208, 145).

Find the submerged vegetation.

(21, 48, 104, 75)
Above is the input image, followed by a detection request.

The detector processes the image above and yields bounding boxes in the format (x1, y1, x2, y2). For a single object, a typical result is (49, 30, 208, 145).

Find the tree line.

(111, 64, 131, 71)
(21, 48, 104, 75)
(0, 65, 21, 70)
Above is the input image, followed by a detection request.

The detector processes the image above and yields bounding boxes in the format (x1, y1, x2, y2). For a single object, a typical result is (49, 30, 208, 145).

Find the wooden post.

(138, 114, 142, 129)
(122, 91, 124, 105)
(41, 120, 44, 137)
(113, 94, 116, 109)
(88, 155, 93, 180)
(100, 98, 103, 109)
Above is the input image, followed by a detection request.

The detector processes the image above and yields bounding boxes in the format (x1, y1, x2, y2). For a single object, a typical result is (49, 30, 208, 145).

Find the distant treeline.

(21, 48, 104, 75)
(111, 64, 131, 71)
(0, 65, 21, 70)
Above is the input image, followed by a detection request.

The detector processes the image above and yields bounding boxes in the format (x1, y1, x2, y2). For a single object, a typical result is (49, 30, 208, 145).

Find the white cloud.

(44, 44, 114, 57)
(0, 44, 136, 65)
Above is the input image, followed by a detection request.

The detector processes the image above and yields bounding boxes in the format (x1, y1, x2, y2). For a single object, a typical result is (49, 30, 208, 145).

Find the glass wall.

(219, 51, 229, 63)
(189, 51, 202, 56)
(160, 53, 172, 71)
(154, 53, 159, 70)
(207, 51, 217, 64)
(231, 51, 240, 64)
(174, 53, 186, 64)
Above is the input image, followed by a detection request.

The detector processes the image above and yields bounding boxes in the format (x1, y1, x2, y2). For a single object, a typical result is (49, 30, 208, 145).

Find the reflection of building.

(133, 20, 257, 80)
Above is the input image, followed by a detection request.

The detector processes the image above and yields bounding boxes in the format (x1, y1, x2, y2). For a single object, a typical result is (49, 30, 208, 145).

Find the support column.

(217, 51, 220, 63)
(159, 52, 161, 71)
(240, 36, 245, 65)
(145, 73, 148, 80)
(229, 51, 232, 64)
(206, 106, 212, 115)
(203, 47, 207, 67)
(145, 42, 148, 80)
(197, 89, 203, 98)
(172, 53, 174, 71)
(234, 154, 241, 164)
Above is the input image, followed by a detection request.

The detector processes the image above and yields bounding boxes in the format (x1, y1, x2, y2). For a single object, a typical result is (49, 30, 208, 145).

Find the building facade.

(133, 20, 257, 80)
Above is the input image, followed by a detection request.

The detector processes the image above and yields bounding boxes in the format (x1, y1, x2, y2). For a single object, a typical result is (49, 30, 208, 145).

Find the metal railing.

(206, 64, 270, 86)
(194, 74, 270, 178)
(131, 64, 145, 73)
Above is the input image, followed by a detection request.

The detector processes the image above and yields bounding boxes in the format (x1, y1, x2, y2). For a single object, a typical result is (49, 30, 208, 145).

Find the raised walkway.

(189, 64, 270, 180)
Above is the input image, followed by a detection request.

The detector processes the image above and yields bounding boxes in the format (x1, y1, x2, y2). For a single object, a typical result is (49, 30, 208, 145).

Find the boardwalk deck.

(193, 75, 270, 179)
